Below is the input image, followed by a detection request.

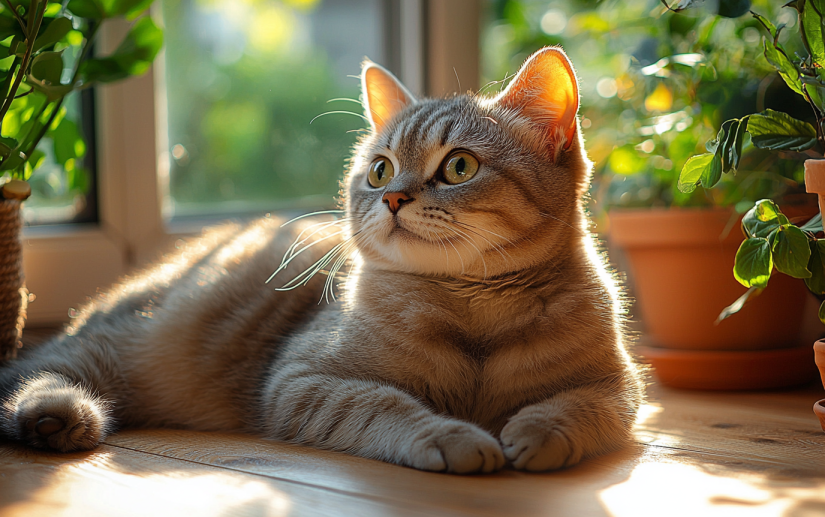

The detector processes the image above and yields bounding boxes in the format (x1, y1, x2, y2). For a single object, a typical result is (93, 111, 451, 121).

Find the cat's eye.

(368, 157, 394, 188)
(442, 151, 479, 185)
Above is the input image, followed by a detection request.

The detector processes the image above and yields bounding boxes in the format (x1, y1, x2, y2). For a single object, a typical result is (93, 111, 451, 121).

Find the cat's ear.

(361, 60, 416, 132)
(494, 47, 579, 150)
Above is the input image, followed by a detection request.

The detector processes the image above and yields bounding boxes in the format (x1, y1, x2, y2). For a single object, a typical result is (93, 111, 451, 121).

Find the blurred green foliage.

(0, 0, 162, 222)
(482, 0, 809, 215)
(162, 0, 368, 217)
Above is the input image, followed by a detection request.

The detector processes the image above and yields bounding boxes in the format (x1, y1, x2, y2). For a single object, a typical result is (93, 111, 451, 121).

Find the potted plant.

(673, 1, 825, 395)
(0, 0, 163, 361)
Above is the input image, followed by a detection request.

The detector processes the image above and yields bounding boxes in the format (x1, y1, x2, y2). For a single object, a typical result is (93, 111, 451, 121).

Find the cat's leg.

(0, 336, 123, 452)
(500, 378, 642, 471)
(262, 367, 505, 474)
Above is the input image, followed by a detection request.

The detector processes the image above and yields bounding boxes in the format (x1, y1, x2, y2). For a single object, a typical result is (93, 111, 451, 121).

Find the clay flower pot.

(0, 180, 30, 362)
(609, 207, 817, 390)
(805, 160, 825, 432)
(814, 341, 825, 432)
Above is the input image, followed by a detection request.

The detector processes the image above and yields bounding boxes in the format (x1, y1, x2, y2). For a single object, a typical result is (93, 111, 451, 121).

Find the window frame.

(22, 0, 481, 325)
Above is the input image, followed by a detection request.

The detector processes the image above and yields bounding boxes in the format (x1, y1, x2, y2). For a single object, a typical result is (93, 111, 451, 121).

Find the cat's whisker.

(537, 211, 586, 235)
(268, 226, 348, 284)
(310, 111, 370, 125)
(281, 217, 352, 262)
(279, 210, 346, 228)
(452, 221, 514, 264)
(326, 98, 364, 106)
(447, 226, 489, 279)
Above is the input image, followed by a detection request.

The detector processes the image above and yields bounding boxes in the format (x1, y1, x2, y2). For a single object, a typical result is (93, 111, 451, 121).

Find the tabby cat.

(0, 47, 643, 473)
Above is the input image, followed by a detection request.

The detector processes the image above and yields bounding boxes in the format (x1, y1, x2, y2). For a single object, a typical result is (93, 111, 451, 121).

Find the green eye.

(368, 157, 394, 188)
(443, 151, 479, 185)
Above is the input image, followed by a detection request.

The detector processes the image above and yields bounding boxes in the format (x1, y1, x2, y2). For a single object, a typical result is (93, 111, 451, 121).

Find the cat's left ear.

(361, 61, 416, 132)
(494, 47, 579, 151)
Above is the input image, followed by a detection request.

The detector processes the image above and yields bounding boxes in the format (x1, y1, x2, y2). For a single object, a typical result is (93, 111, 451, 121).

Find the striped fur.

(0, 48, 642, 473)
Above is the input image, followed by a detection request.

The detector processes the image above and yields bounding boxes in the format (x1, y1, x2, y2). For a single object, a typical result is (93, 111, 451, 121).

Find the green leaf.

(67, 0, 105, 19)
(68, 0, 154, 19)
(746, 109, 818, 151)
(80, 17, 163, 84)
(0, 136, 18, 157)
(741, 199, 789, 239)
(772, 225, 812, 278)
(677, 151, 723, 193)
(733, 237, 773, 288)
(716, 286, 763, 323)
(751, 11, 777, 38)
(763, 38, 804, 96)
(805, 239, 825, 294)
(819, 300, 825, 325)
(33, 17, 73, 53)
(30, 51, 64, 85)
(801, 0, 825, 68)
(800, 213, 823, 233)
(48, 117, 85, 164)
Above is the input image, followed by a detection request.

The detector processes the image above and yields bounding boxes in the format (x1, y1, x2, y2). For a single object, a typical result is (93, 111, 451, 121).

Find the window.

(22, 0, 479, 325)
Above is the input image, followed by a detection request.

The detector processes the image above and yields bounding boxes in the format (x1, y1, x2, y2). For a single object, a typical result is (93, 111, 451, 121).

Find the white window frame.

(22, 0, 481, 325)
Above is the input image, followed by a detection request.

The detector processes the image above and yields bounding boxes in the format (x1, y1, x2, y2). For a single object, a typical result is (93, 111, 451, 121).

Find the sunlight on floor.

(1, 457, 292, 517)
(598, 457, 795, 517)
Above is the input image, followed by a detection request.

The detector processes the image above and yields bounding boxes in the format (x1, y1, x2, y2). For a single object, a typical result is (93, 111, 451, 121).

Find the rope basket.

(0, 198, 26, 362)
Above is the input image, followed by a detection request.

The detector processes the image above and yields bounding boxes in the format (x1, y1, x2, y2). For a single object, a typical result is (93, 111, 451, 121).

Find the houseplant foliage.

(0, 0, 162, 187)
(675, 1, 825, 322)
(0, 0, 162, 361)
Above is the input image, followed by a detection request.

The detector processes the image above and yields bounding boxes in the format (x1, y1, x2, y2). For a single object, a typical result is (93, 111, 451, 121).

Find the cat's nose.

(382, 191, 414, 214)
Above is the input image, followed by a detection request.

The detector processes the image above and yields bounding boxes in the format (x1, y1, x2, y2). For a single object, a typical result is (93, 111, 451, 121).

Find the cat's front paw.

(408, 420, 504, 474)
(4, 374, 109, 452)
(500, 407, 581, 471)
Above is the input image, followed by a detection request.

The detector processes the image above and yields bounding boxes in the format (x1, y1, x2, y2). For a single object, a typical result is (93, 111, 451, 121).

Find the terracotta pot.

(609, 207, 817, 390)
(806, 161, 825, 431)
(815, 341, 825, 432)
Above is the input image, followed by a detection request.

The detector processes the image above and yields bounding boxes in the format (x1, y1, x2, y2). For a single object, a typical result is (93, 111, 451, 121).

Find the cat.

(0, 46, 643, 473)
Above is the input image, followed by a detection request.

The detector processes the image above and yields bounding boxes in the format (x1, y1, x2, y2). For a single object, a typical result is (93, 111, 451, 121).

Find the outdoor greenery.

(162, 0, 371, 217)
(0, 0, 162, 220)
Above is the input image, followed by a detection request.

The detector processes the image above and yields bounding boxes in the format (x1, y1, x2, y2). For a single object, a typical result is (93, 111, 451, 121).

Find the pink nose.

(382, 192, 414, 214)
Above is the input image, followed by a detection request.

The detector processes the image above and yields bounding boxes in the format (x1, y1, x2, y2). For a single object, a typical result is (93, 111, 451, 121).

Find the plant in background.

(483, 0, 807, 218)
(0, 0, 162, 199)
(673, 1, 825, 322)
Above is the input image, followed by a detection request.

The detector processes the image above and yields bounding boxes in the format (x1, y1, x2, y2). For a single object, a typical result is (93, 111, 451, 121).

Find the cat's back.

(25, 215, 343, 431)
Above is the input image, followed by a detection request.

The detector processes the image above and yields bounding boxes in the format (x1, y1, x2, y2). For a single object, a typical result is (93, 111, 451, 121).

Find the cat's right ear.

(361, 61, 416, 132)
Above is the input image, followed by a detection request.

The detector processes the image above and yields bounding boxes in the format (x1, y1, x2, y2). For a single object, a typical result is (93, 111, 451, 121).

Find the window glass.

(160, 0, 385, 219)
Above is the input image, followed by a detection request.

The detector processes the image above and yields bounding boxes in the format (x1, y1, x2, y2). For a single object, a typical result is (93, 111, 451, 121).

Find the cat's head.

(344, 47, 592, 279)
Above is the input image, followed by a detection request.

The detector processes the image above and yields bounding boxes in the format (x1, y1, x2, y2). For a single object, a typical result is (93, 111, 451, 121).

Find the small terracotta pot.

(815, 340, 825, 432)
(609, 207, 817, 390)
(806, 162, 825, 432)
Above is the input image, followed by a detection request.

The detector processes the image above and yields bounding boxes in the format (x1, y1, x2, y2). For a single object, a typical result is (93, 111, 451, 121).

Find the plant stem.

(0, 0, 45, 129)
(1, 0, 27, 34)
(19, 21, 100, 164)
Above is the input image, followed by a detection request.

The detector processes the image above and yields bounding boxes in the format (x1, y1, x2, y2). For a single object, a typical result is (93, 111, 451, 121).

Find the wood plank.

(0, 439, 437, 517)
(2, 381, 824, 516)
(637, 384, 825, 477)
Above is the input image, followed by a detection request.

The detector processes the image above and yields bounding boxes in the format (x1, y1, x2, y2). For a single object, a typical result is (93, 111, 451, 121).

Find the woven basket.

(0, 198, 26, 362)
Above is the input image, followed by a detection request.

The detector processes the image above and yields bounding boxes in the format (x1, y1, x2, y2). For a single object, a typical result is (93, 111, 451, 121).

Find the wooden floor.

(1, 330, 824, 516)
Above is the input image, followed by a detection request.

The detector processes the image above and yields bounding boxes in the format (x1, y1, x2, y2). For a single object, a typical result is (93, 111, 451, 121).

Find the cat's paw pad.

(8, 375, 108, 452)
(409, 421, 504, 474)
(500, 412, 581, 471)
